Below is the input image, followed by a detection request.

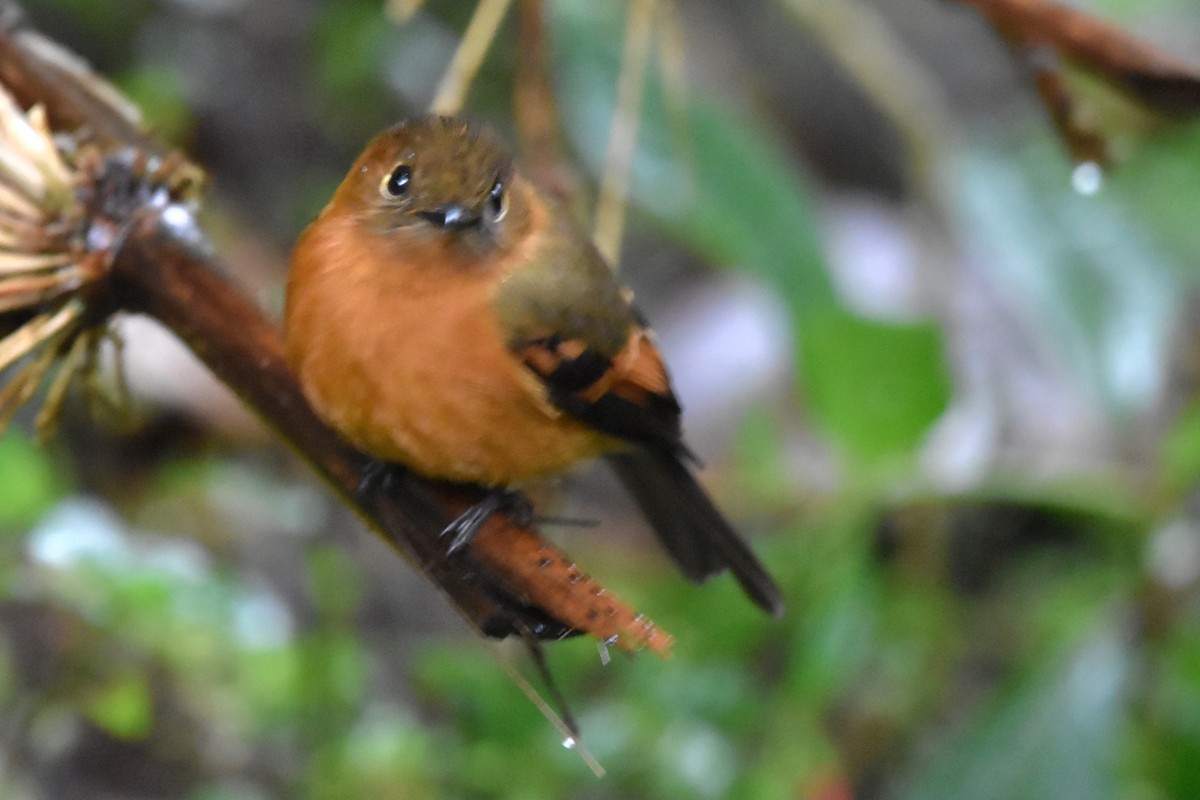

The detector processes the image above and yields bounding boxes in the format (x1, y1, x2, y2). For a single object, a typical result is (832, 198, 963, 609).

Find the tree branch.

(0, 2, 672, 657)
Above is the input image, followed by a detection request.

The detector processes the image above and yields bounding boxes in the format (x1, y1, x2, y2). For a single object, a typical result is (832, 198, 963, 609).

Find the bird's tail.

(605, 450, 783, 617)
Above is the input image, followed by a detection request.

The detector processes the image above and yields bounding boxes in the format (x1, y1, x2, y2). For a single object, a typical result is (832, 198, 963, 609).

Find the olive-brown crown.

(334, 115, 515, 236)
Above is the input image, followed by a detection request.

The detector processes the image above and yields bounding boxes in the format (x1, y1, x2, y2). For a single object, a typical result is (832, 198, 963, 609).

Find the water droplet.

(562, 735, 577, 749)
(1071, 161, 1103, 196)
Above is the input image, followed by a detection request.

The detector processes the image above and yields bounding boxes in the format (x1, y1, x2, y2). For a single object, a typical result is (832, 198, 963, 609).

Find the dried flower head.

(0, 82, 199, 439)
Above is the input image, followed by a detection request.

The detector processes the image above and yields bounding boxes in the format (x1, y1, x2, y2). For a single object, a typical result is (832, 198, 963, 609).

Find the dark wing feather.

(512, 331, 689, 458)
(606, 449, 784, 616)
(511, 327, 783, 617)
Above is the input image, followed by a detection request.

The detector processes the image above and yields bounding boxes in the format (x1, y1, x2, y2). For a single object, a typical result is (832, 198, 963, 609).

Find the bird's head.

(332, 115, 525, 256)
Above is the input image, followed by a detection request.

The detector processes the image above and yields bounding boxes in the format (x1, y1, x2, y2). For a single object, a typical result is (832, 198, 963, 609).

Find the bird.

(284, 115, 782, 616)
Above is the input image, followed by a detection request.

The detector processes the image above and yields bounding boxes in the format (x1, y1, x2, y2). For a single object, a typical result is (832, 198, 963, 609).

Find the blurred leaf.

(343, 711, 437, 794)
(1140, 624, 1200, 799)
(413, 644, 546, 736)
(236, 647, 301, 732)
(118, 65, 191, 146)
(85, 671, 154, 740)
(732, 405, 795, 505)
(189, 785, 272, 800)
(957, 144, 1182, 414)
(0, 433, 65, 529)
(297, 631, 367, 728)
(897, 625, 1130, 800)
(29, 0, 154, 41)
(551, 1, 950, 463)
(800, 310, 952, 464)
(308, 545, 362, 621)
(0, 638, 13, 708)
(313, 2, 395, 134)
(1109, 124, 1200, 271)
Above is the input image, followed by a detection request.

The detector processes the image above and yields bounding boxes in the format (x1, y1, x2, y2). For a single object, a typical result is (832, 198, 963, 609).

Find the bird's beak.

(419, 204, 481, 232)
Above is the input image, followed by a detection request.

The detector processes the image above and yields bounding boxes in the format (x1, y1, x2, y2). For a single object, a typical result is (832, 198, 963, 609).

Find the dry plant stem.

(0, 299, 80, 371)
(514, 0, 582, 211)
(34, 324, 87, 438)
(430, 0, 515, 116)
(1030, 52, 1112, 166)
(0, 6, 156, 157)
(956, 0, 1200, 114)
(779, 0, 959, 198)
(650, 1, 693, 175)
(385, 0, 427, 24)
(592, 0, 655, 268)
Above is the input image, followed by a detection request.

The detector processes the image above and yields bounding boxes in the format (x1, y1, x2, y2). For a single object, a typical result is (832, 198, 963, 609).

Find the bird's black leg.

(442, 488, 532, 555)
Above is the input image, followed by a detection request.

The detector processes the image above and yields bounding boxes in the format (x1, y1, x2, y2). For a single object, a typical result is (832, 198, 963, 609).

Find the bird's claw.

(357, 458, 397, 499)
(442, 489, 533, 555)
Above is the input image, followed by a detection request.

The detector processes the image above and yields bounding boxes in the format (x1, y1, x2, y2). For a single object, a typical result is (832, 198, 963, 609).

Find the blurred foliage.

(5, 0, 1200, 799)
(550, 1, 953, 467)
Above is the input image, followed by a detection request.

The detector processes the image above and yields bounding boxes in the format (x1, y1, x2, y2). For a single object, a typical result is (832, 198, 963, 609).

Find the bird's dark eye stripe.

(385, 165, 411, 196)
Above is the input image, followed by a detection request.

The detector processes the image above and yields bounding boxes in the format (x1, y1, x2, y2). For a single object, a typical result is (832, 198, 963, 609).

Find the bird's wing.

(510, 320, 784, 616)
(510, 324, 692, 460)
(501, 268, 783, 616)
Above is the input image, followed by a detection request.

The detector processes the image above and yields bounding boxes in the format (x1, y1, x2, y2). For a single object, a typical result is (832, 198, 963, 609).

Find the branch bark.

(0, 2, 672, 656)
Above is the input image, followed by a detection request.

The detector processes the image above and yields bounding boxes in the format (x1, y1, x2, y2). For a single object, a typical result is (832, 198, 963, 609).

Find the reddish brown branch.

(953, 0, 1200, 165)
(514, 0, 584, 213)
(0, 3, 672, 656)
(0, 4, 162, 156)
(957, 0, 1200, 115)
(104, 208, 535, 636)
(107, 206, 669, 653)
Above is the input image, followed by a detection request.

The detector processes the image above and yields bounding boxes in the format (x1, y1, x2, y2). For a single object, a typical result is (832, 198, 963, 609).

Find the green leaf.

(550, 2, 950, 463)
(799, 310, 952, 463)
(1110, 125, 1200, 268)
(85, 672, 154, 740)
(307, 545, 362, 621)
(117, 66, 191, 146)
(896, 626, 1130, 800)
(1161, 399, 1200, 491)
(312, 2, 395, 135)
(0, 434, 64, 529)
(957, 145, 1181, 415)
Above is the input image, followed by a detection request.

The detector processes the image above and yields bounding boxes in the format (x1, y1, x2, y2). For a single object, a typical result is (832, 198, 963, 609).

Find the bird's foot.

(442, 489, 533, 555)
(357, 458, 400, 499)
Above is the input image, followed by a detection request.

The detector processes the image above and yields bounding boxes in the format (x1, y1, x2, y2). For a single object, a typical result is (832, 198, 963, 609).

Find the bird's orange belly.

(294, 281, 612, 486)
(348, 358, 610, 485)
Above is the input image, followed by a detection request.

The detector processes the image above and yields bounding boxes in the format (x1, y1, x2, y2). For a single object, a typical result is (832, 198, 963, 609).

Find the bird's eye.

(488, 178, 507, 220)
(382, 165, 412, 197)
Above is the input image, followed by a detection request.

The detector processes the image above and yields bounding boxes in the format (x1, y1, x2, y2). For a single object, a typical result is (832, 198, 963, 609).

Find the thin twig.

(514, 0, 582, 212)
(430, 0, 515, 116)
(0, 298, 81, 372)
(592, 0, 656, 268)
(385, 0, 426, 24)
(34, 324, 86, 439)
(779, 0, 959, 197)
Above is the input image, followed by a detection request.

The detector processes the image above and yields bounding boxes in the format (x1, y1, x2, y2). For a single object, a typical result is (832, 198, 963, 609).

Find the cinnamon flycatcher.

(285, 116, 782, 616)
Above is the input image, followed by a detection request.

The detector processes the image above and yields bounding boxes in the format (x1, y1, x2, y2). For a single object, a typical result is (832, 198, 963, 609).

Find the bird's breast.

(286, 222, 612, 485)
